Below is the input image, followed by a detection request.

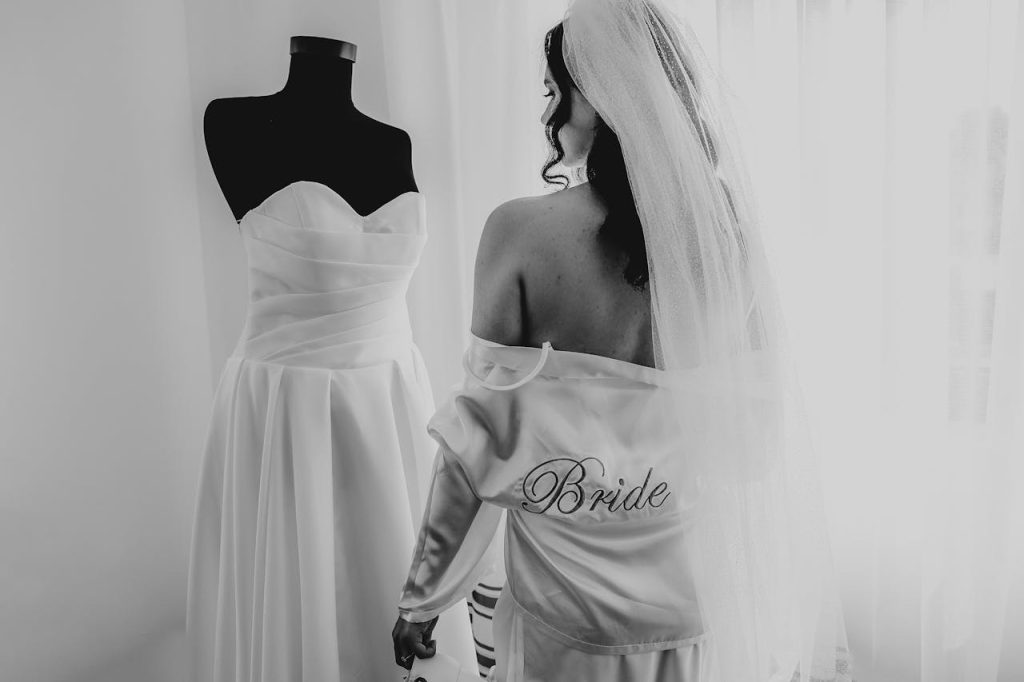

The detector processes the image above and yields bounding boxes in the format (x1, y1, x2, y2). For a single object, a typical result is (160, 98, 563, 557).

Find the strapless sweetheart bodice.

(231, 180, 427, 371)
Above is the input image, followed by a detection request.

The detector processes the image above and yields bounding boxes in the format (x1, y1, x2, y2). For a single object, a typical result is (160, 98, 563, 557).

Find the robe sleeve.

(397, 445, 504, 623)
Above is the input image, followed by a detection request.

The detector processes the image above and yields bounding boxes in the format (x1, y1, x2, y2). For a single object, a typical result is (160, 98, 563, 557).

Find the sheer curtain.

(669, 1, 1024, 681)
(377, 0, 570, 393)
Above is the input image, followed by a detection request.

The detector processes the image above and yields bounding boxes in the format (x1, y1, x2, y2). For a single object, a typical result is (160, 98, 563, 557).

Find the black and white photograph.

(2, 0, 1023, 681)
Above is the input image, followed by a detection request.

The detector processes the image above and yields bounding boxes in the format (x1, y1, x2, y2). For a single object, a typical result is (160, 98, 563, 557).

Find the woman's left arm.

(393, 448, 503, 668)
(393, 200, 525, 668)
(396, 447, 503, 625)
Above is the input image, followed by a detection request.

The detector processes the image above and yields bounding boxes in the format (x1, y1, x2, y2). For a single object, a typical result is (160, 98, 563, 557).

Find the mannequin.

(191, 32, 481, 680)
(204, 35, 418, 222)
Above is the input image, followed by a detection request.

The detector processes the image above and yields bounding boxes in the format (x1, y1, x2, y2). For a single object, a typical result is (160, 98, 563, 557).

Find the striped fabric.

(466, 567, 504, 677)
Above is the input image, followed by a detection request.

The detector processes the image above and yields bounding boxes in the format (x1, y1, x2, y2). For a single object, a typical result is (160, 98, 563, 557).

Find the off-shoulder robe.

(398, 333, 711, 682)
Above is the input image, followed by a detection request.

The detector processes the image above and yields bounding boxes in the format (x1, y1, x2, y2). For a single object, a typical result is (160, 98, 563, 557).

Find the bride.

(393, 0, 851, 680)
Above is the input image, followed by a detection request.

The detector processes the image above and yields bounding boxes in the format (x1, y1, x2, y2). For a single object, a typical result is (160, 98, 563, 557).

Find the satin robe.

(398, 333, 712, 682)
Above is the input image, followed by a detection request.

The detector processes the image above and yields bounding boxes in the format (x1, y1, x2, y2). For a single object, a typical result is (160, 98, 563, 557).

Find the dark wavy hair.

(541, 22, 649, 291)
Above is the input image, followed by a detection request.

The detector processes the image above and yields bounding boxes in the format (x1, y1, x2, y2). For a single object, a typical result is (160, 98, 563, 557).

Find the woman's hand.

(392, 614, 439, 670)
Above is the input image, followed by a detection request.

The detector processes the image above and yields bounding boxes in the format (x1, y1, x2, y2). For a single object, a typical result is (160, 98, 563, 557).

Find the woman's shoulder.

(472, 184, 606, 345)
(483, 184, 603, 253)
(471, 194, 558, 346)
(502, 183, 601, 221)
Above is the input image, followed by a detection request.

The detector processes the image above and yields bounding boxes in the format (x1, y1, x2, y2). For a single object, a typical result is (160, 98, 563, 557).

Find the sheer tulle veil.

(560, 0, 852, 679)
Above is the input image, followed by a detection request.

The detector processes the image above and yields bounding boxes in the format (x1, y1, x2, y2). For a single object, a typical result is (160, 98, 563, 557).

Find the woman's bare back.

(513, 183, 656, 369)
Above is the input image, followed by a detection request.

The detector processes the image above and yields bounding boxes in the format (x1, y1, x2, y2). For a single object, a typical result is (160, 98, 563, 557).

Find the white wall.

(0, 1, 211, 680)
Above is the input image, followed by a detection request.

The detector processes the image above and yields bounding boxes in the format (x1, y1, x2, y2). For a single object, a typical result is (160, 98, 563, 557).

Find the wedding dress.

(186, 180, 475, 682)
(398, 333, 711, 682)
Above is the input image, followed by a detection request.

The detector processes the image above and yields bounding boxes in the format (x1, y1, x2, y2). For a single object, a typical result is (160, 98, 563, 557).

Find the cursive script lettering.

(521, 457, 672, 515)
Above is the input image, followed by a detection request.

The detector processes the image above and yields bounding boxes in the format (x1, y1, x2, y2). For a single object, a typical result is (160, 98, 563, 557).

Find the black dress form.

(204, 36, 418, 223)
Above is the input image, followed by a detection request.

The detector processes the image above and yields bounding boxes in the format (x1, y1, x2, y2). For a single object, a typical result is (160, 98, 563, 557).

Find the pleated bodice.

(232, 180, 426, 370)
